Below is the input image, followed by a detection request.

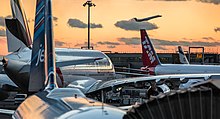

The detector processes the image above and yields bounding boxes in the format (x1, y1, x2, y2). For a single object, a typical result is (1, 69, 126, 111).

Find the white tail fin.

(178, 46, 189, 64)
(6, 0, 32, 52)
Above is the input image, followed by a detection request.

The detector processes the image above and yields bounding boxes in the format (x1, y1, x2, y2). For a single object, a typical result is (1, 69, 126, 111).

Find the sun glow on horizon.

(0, 0, 219, 55)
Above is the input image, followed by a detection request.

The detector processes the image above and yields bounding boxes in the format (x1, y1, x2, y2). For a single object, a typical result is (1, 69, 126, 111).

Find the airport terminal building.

(106, 52, 220, 70)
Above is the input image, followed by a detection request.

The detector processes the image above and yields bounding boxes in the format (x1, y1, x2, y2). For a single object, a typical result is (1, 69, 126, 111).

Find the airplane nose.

(2, 57, 8, 67)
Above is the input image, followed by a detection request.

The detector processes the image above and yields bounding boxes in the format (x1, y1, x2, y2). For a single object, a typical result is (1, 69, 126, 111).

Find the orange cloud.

(0, 37, 8, 55)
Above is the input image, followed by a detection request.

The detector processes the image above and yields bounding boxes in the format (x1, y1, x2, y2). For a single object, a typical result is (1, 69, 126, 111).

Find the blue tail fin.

(28, 0, 46, 92)
(28, 0, 57, 92)
(44, 0, 57, 90)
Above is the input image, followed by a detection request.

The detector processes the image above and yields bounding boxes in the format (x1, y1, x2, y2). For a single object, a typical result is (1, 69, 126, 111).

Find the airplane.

(2, 0, 116, 93)
(178, 46, 189, 64)
(0, 74, 20, 101)
(12, 0, 125, 118)
(84, 73, 215, 106)
(123, 78, 220, 119)
(133, 15, 162, 22)
(140, 29, 220, 75)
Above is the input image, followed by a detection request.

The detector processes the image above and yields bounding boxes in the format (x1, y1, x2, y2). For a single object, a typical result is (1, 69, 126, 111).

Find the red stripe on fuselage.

(56, 68, 64, 87)
(34, 18, 44, 32)
(148, 67, 156, 75)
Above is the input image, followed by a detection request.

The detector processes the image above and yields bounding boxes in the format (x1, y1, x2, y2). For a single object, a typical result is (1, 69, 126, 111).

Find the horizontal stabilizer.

(5, 19, 27, 52)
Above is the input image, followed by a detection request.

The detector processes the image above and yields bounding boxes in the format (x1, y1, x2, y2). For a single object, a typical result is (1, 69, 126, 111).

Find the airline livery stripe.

(37, 0, 42, 4)
(35, 11, 44, 25)
(34, 17, 44, 30)
(36, 5, 45, 16)
(36, 0, 44, 13)
(34, 22, 44, 40)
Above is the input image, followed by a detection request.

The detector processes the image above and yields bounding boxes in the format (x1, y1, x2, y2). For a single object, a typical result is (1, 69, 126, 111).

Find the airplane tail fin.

(28, 0, 57, 92)
(28, 0, 46, 92)
(44, 0, 58, 90)
(140, 29, 160, 67)
(5, 0, 32, 52)
(178, 46, 189, 64)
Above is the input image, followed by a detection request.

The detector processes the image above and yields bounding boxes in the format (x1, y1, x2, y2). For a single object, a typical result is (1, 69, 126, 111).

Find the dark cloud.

(53, 16, 58, 22)
(0, 29, 6, 36)
(154, 45, 168, 50)
(74, 42, 98, 48)
(97, 41, 120, 45)
(0, 15, 12, 26)
(118, 37, 140, 45)
(96, 41, 120, 49)
(114, 19, 158, 31)
(55, 41, 66, 47)
(214, 27, 220, 32)
(117, 36, 220, 49)
(27, 18, 34, 23)
(151, 38, 220, 47)
(107, 45, 116, 49)
(67, 18, 103, 29)
(197, 0, 220, 5)
(0, 17, 5, 26)
(202, 37, 215, 41)
(182, 37, 194, 41)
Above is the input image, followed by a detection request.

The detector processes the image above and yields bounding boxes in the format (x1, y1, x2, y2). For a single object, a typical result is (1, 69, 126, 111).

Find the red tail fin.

(140, 29, 160, 67)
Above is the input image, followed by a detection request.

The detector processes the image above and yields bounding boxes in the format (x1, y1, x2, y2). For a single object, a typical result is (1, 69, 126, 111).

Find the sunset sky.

(0, 0, 220, 55)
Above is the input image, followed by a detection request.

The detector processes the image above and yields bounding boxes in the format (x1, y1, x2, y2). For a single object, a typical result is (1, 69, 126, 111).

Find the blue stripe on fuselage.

(35, 10, 44, 25)
(34, 23, 44, 41)
(36, 0, 44, 13)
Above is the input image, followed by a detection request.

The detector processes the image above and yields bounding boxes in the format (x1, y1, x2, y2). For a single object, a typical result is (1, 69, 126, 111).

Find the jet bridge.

(123, 78, 220, 119)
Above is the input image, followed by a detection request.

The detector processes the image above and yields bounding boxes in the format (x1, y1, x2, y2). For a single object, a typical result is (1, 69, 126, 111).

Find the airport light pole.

(83, 0, 96, 49)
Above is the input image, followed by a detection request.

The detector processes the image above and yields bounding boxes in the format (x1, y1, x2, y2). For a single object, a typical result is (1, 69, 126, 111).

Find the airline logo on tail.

(29, 0, 46, 92)
(35, 44, 44, 66)
(142, 37, 156, 64)
(140, 29, 160, 68)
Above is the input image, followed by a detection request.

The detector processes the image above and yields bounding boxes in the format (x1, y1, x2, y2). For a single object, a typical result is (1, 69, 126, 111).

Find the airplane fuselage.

(153, 64, 220, 75)
(4, 48, 116, 92)
(5, 48, 115, 81)
(13, 88, 125, 119)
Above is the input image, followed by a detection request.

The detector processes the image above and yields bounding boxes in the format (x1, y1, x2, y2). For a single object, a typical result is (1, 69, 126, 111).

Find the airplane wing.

(85, 74, 213, 94)
(85, 76, 157, 94)
(56, 57, 102, 67)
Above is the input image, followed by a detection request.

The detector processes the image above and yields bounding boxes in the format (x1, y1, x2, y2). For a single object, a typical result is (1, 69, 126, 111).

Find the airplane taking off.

(178, 46, 189, 64)
(13, 0, 125, 118)
(140, 29, 220, 75)
(3, 0, 115, 93)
